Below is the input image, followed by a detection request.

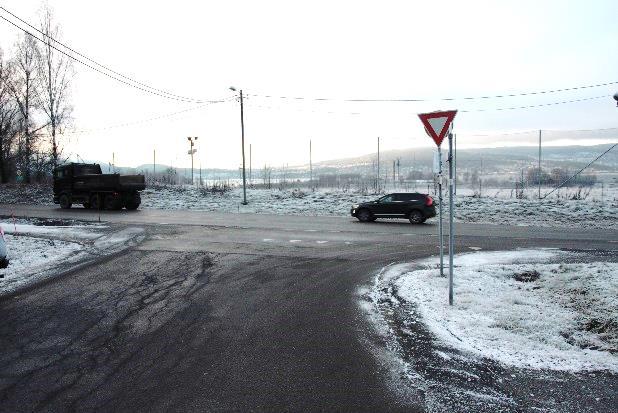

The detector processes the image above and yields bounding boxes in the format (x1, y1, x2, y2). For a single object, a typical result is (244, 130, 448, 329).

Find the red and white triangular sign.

(418, 110, 457, 147)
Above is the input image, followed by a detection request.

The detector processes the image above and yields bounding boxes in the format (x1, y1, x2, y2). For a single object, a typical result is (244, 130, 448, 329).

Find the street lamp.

(230, 86, 248, 205)
(187, 136, 198, 184)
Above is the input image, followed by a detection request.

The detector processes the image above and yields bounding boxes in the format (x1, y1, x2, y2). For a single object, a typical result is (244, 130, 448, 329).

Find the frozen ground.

(0, 219, 141, 296)
(1, 183, 617, 228)
(389, 249, 618, 372)
(0, 233, 82, 294)
(141, 185, 618, 229)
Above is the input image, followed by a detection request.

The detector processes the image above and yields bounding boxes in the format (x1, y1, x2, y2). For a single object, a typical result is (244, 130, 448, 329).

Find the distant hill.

(72, 143, 617, 179)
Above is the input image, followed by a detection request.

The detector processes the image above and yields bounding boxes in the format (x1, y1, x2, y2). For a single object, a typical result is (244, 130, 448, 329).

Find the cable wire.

(246, 81, 618, 103)
(62, 99, 230, 135)
(0, 11, 220, 104)
(542, 143, 617, 198)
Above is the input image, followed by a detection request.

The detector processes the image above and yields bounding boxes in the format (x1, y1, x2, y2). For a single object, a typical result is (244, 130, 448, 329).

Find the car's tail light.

(425, 196, 433, 206)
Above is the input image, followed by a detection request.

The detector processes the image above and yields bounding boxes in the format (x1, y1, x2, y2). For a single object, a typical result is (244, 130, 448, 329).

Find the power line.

(246, 81, 618, 103)
(246, 94, 611, 115)
(0, 9, 219, 104)
(542, 143, 617, 199)
(460, 95, 609, 113)
(62, 99, 231, 135)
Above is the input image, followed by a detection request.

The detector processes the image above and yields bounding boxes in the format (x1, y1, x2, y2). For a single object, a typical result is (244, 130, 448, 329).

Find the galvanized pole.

(153, 149, 156, 180)
(448, 133, 455, 305)
(240, 90, 247, 204)
(191, 141, 194, 184)
(453, 134, 457, 195)
(377, 137, 380, 193)
(249, 143, 252, 184)
(309, 139, 313, 189)
(438, 147, 444, 277)
(538, 129, 542, 199)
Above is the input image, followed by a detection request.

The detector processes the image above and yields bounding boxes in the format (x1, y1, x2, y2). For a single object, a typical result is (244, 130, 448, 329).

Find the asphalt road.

(0, 205, 616, 412)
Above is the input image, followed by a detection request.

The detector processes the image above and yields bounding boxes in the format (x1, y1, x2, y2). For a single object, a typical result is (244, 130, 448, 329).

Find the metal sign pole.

(448, 133, 455, 305)
(438, 147, 444, 277)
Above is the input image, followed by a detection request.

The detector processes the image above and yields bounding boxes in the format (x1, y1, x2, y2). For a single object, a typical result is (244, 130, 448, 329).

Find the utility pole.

(377, 137, 380, 192)
(397, 158, 400, 184)
(153, 149, 156, 180)
(479, 156, 483, 198)
(393, 160, 396, 189)
(309, 139, 313, 189)
(187, 136, 198, 185)
(249, 144, 252, 184)
(112, 152, 115, 173)
(230, 86, 248, 204)
(200, 162, 202, 186)
(538, 129, 542, 199)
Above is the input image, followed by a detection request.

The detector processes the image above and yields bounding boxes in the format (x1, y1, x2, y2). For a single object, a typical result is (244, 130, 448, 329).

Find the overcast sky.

(1, 0, 617, 169)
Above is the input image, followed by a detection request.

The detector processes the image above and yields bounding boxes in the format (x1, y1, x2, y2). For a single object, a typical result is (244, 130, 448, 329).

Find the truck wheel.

(90, 194, 102, 210)
(124, 192, 141, 210)
(104, 194, 122, 210)
(59, 194, 72, 209)
(408, 210, 424, 224)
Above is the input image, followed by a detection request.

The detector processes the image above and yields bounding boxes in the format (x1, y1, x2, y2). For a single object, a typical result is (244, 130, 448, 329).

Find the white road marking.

(469, 246, 482, 251)
(344, 241, 352, 245)
(316, 240, 328, 244)
(328, 230, 340, 233)
(263, 238, 274, 242)
(289, 239, 302, 243)
(304, 229, 318, 232)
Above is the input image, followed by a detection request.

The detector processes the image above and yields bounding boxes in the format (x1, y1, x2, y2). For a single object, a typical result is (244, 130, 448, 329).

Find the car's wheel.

(104, 193, 122, 210)
(408, 210, 424, 224)
(59, 194, 72, 209)
(90, 194, 102, 210)
(356, 208, 372, 222)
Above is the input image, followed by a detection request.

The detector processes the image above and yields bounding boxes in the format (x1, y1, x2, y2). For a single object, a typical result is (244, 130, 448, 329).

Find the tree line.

(0, 6, 73, 184)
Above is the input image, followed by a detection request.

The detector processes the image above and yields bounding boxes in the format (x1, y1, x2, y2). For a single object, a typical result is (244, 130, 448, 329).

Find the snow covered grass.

(1, 182, 617, 229)
(0, 234, 82, 294)
(0, 219, 108, 295)
(0, 220, 106, 240)
(140, 185, 618, 229)
(391, 249, 618, 372)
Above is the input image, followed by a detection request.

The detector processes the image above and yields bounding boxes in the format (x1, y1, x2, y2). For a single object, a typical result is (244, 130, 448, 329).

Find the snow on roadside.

(140, 186, 618, 229)
(0, 219, 113, 295)
(391, 249, 618, 372)
(0, 234, 82, 294)
(0, 222, 106, 240)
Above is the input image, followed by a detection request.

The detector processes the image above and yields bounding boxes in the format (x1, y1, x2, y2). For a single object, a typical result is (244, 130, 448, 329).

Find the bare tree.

(36, 5, 73, 169)
(0, 48, 19, 183)
(9, 32, 40, 183)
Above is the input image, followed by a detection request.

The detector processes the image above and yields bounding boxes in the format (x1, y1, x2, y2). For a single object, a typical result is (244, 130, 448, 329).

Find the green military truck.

(53, 163, 146, 210)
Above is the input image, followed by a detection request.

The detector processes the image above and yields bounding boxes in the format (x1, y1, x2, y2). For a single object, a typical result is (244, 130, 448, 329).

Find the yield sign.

(418, 110, 457, 147)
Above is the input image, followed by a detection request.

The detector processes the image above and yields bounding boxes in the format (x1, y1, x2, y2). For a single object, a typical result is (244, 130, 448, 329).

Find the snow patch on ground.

(0, 234, 82, 294)
(1, 183, 617, 228)
(0, 222, 105, 240)
(0, 218, 140, 296)
(392, 249, 618, 372)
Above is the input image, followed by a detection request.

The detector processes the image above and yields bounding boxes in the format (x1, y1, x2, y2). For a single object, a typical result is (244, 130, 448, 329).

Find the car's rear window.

(397, 193, 424, 201)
